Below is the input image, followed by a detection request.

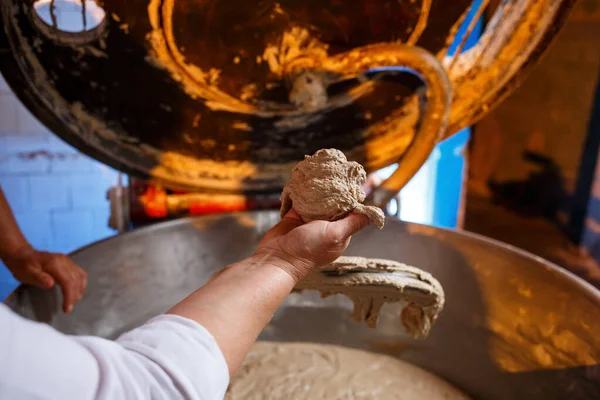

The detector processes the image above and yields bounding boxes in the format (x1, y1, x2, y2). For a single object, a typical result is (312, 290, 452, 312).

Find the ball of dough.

(280, 149, 384, 229)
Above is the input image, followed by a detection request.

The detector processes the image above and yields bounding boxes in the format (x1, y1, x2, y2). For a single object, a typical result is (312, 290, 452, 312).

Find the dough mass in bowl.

(280, 149, 385, 229)
(226, 342, 470, 400)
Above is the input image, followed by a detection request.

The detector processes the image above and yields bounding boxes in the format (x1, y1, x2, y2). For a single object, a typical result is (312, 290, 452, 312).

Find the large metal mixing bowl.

(6, 211, 600, 399)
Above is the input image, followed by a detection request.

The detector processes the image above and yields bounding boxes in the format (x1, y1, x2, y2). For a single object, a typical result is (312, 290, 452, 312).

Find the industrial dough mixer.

(0, 0, 576, 205)
(3, 0, 600, 399)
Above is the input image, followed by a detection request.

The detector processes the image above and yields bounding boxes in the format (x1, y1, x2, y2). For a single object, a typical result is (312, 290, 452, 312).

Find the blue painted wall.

(432, 128, 471, 228)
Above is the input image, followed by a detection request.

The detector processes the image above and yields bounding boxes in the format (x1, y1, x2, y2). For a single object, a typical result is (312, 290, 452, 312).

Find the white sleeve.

(0, 304, 229, 400)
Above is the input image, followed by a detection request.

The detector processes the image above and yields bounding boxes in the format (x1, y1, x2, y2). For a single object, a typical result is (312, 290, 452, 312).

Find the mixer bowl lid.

(0, 0, 575, 192)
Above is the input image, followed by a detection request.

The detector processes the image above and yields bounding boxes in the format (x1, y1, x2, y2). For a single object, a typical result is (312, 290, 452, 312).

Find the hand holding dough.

(280, 149, 385, 229)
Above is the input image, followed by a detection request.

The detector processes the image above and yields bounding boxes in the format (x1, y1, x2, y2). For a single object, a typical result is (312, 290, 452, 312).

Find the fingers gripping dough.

(280, 149, 385, 229)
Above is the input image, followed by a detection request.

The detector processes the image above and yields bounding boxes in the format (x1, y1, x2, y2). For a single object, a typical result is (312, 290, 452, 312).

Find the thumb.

(262, 209, 304, 241)
(326, 213, 371, 242)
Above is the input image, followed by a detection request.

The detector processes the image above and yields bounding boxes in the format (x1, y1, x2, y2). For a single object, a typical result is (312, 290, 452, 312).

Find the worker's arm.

(0, 187, 87, 313)
(0, 187, 30, 260)
(0, 303, 229, 400)
(168, 209, 371, 375)
(0, 209, 368, 400)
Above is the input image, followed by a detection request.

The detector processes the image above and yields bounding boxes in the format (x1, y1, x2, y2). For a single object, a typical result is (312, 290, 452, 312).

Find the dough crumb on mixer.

(280, 148, 385, 229)
(226, 342, 471, 400)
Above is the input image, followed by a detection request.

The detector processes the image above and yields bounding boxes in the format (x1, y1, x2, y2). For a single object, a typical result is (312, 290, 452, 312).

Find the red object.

(129, 178, 280, 224)
(138, 185, 168, 218)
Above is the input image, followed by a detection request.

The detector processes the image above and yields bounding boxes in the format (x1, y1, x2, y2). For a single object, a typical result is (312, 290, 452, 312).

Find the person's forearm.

(167, 254, 298, 375)
(0, 188, 31, 261)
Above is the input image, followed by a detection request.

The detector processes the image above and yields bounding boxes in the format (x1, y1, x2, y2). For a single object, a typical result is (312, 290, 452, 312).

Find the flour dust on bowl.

(6, 211, 600, 399)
